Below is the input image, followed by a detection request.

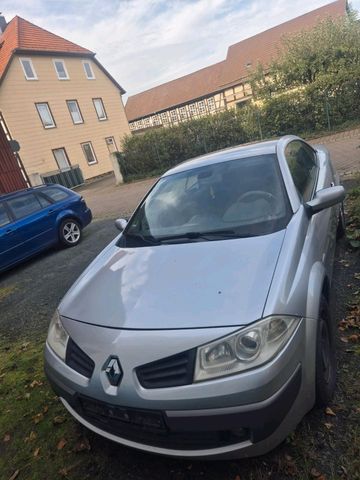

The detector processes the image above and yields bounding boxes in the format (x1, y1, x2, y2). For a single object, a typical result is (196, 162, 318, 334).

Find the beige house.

(0, 16, 130, 186)
(125, 0, 347, 133)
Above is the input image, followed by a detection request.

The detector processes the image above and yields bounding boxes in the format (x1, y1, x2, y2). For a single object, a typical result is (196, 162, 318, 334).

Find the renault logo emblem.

(104, 356, 123, 386)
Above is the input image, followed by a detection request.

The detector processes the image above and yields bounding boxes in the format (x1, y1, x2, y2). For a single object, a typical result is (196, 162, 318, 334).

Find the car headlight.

(47, 310, 69, 361)
(194, 316, 301, 382)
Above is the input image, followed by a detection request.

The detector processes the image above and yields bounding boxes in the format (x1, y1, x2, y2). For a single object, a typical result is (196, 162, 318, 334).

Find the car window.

(41, 187, 69, 202)
(0, 203, 11, 227)
(124, 154, 292, 246)
(7, 193, 44, 220)
(36, 194, 52, 208)
(285, 141, 318, 202)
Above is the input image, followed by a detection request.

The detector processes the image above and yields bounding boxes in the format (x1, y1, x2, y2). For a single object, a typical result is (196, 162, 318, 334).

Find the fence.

(41, 165, 84, 189)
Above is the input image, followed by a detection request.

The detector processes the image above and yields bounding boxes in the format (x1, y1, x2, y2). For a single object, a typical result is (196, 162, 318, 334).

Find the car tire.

(336, 203, 346, 239)
(59, 218, 82, 247)
(315, 296, 336, 407)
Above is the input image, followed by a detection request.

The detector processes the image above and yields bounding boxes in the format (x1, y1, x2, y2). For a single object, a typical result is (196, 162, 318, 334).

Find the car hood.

(60, 231, 285, 329)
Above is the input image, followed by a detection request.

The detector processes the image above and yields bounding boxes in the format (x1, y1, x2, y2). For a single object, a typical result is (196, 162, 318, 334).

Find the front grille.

(65, 338, 95, 378)
(76, 395, 249, 450)
(136, 349, 196, 389)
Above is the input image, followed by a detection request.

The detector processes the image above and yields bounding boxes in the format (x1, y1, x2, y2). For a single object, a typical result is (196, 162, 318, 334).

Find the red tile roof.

(0, 16, 125, 93)
(0, 16, 93, 78)
(125, 0, 347, 121)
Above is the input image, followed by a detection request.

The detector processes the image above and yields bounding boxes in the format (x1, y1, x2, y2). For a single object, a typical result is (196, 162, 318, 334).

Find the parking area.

(77, 128, 360, 221)
(1, 132, 360, 479)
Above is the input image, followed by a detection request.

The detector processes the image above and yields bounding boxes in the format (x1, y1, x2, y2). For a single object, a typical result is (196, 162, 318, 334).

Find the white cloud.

(1, 0, 359, 99)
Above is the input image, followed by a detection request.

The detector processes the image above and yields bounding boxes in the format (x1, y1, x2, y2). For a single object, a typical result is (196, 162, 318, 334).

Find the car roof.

(0, 184, 69, 201)
(162, 139, 279, 177)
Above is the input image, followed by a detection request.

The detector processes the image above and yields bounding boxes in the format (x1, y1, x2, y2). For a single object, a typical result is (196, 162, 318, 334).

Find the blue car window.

(0, 203, 11, 227)
(7, 194, 43, 220)
(37, 194, 52, 208)
(41, 187, 69, 202)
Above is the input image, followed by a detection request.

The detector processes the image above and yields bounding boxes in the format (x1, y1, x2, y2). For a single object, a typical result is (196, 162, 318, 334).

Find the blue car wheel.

(59, 218, 82, 247)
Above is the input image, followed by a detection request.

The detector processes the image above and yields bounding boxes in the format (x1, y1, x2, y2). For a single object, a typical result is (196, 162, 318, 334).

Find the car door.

(0, 201, 26, 271)
(284, 140, 335, 274)
(5, 192, 57, 259)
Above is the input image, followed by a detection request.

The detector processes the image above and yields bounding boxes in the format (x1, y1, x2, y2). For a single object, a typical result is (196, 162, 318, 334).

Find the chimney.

(0, 15, 7, 34)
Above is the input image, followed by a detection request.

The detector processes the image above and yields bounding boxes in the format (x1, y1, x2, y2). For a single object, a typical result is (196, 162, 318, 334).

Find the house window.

(129, 122, 136, 131)
(81, 142, 97, 165)
(20, 58, 37, 80)
(188, 103, 197, 117)
(197, 100, 206, 115)
(52, 148, 71, 170)
(83, 61, 95, 79)
(105, 136, 118, 153)
(135, 120, 143, 129)
(66, 100, 83, 124)
(169, 109, 178, 123)
(53, 59, 69, 80)
(35, 103, 56, 129)
(143, 117, 151, 128)
(160, 112, 169, 125)
(93, 98, 107, 121)
(152, 114, 161, 126)
(207, 97, 216, 112)
(179, 106, 187, 121)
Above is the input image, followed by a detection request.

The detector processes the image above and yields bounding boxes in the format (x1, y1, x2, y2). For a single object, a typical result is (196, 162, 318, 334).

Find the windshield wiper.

(155, 229, 241, 242)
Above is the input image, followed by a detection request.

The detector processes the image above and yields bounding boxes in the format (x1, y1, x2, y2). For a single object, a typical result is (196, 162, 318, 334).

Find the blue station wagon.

(0, 184, 92, 273)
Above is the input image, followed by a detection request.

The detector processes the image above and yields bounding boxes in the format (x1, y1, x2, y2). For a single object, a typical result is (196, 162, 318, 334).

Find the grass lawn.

(0, 183, 359, 480)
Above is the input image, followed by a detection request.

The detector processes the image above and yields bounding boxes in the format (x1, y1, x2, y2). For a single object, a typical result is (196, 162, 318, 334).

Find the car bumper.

(44, 318, 316, 459)
(81, 208, 92, 228)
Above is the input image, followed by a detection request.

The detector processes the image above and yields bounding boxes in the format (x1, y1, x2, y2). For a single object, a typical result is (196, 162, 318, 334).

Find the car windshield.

(122, 154, 291, 246)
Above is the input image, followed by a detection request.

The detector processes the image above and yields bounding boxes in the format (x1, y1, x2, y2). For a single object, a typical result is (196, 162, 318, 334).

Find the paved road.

(79, 127, 360, 221)
(0, 218, 118, 338)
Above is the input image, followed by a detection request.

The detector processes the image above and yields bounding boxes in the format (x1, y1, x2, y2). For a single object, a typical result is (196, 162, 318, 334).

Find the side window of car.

(0, 203, 11, 227)
(7, 193, 43, 220)
(36, 194, 52, 208)
(285, 141, 318, 202)
(41, 187, 69, 202)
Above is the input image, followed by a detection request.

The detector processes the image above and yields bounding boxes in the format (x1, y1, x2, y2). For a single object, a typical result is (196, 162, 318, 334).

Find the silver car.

(44, 135, 345, 459)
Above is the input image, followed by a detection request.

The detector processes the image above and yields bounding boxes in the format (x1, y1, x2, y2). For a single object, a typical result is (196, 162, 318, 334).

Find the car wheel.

(59, 219, 82, 247)
(315, 296, 336, 407)
(336, 203, 346, 239)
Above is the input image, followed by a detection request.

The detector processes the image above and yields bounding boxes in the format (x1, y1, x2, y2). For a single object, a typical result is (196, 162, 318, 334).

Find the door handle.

(5, 228, 15, 235)
(47, 209, 55, 215)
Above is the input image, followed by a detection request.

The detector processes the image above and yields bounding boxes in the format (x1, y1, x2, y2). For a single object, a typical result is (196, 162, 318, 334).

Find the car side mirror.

(305, 186, 345, 215)
(115, 218, 128, 232)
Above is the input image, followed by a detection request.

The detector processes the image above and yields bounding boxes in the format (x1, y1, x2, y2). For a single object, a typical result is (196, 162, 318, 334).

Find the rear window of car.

(7, 193, 44, 220)
(41, 187, 69, 202)
(0, 203, 11, 227)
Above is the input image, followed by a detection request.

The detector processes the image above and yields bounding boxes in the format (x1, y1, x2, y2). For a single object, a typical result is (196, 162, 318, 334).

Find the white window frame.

(81, 141, 98, 165)
(93, 98, 107, 121)
(83, 61, 95, 79)
(35, 102, 56, 129)
(53, 59, 69, 80)
(66, 100, 83, 124)
(19, 58, 37, 80)
(160, 112, 169, 125)
(189, 103, 197, 117)
(52, 148, 71, 171)
(197, 100, 206, 115)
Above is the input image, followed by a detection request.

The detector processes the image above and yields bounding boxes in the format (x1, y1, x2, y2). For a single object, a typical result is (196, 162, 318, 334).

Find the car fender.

(306, 260, 327, 321)
(55, 209, 81, 228)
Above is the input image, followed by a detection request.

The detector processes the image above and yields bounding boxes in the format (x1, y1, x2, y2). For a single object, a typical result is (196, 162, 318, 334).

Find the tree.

(251, 7, 360, 98)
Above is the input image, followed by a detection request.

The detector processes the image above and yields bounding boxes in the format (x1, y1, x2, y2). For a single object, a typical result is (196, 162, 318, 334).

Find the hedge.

(118, 77, 360, 182)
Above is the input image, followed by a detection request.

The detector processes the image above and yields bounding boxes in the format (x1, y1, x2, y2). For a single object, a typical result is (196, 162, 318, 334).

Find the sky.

(1, 0, 359, 100)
